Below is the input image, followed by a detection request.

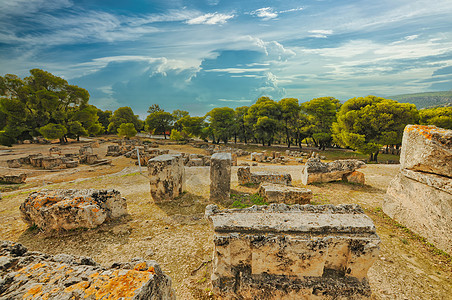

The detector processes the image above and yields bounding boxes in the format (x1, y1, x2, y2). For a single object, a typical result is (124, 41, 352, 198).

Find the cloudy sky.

(1, 0, 451, 117)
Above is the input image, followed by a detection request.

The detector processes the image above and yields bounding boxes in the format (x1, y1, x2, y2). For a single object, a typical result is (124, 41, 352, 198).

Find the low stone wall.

(148, 154, 185, 202)
(0, 241, 175, 299)
(205, 204, 380, 299)
(302, 158, 366, 185)
(258, 183, 312, 204)
(383, 125, 452, 255)
(237, 166, 292, 185)
(0, 173, 27, 184)
(20, 189, 128, 233)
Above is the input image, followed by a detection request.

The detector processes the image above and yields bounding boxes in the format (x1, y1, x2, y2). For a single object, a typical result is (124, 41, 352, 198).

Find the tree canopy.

(108, 107, 142, 134)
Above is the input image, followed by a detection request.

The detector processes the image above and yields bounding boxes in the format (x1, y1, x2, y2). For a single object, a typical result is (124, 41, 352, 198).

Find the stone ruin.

(383, 125, 452, 255)
(195, 143, 249, 157)
(251, 151, 291, 164)
(20, 189, 128, 233)
(210, 152, 232, 201)
(302, 158, 366, 185)
(148, 154, 185, 202)
(0, 173, 27, 184)
(258, 183, 312, 204)
(237, 166, 292, 185)
(0, 241, 175, 299)
(205, 204, 380, 299)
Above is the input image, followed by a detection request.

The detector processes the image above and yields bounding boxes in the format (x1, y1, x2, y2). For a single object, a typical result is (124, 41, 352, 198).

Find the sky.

(1, 0, 452, 117)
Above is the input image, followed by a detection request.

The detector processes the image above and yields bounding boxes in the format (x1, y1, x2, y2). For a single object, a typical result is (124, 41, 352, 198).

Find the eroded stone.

(210, 153, 232, 201)
(258, 183, 312, 204)
(302, 158, 365, 185)
(238, 166, 292, 186)
(148, 154, 185, 202)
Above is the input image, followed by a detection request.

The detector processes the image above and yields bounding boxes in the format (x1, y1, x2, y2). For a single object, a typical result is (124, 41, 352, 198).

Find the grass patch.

(230, 193, 267, 208)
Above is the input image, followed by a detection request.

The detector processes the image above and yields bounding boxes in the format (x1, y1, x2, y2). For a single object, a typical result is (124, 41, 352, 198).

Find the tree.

(244, 97, 281, 145)
(206, 107, 235, 144)
(279, 98, 300, 148)
(117, 123, 137, 139)
(39, 123, 67, 143)
(254, 116, 278, 146)
(96, 108, 112, 131)
(332, 95, 419, 162)
(419, 107, 452, 129)
(175, 116, 206, 138)
(172, 109, 189, 121)
(301, 97, 341, 150)
(145, 111, 175, 139)
(147, 104, 162, 114)
(234, 106, 252, 144)
(67, 121, 88, 141)
(108, 107, 142, 133)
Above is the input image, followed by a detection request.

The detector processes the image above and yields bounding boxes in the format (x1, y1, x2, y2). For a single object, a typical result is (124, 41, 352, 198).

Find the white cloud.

(252, 7, 278, 20)
(205, 67, 268, 74)
(186, 13, 234, 25)
(309, 30, 333, 38)
(218, 99, 252, 102)
(0, 0, 72, 16)
(405, 35, 419, 41)
(279, 7, 303, 13)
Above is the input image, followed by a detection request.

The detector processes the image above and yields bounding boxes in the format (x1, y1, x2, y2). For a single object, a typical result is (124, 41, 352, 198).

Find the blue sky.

(1, 0, 452, 117)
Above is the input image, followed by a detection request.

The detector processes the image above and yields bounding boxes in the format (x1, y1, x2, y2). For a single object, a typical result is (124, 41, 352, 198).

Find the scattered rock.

(302, 157, 366, 185)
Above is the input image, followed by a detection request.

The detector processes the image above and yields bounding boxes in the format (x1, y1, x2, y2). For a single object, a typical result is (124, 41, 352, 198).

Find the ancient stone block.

(65, 160, 79, 168)
(251, 152, 264, 162)
(30, 156, 44, 168)
(148, 154, 185, 202)
(258, 183, 312, 204)
(237, 166, 292, 185)
(187, 158, 204, 167)
(0, 241, 175, 299)
(205, 204, 380, 299)
(41, 157, 64, 170)
(0, 174, 27, 184)
(343, 171, 366, 184)
(231, 153, 237, 166)
(302, 158, 366, 185)
(79, 145, 93, 156)
(400, 125, 451, 177)
(49, 146, 61, 156)
(6, 159, 21, 168)
(210, 153, 232, 201)
(106, 145, 121, 156)
(20, 189, 128, 232)
(80, 154, 99, 164)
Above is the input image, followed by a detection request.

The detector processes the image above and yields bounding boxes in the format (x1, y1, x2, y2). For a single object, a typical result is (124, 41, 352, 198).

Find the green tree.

(244, 97, 281, 145)
(108, 107, 142, 134)
(419, 107, 452, 129)
(254, 116, 279, 146)
(234, 106, 253, 144)
(301, 97, 341, 150)
(117, 123, 137, 139)
(175, 116, 206, 138)
(206, 107, 235, 144)
(279, 98, 300, 148)
(67, 121, 88, 141)
(145, 111, 175, 139)
(332, 95, 419, 162)
(39, 123, 68, 142)
(96, 108, 112, 131)
(147, 104, 162, 114)
(172, 109, 189, 121)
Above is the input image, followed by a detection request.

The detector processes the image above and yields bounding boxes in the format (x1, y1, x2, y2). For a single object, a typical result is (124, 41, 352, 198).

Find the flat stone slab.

(0, 241, 175, 299)
(258, 183, 312, 204)
(206, 204, 380, 299)
(0, 174, 27, 184)
(302, 158, 365, 185)
(238, 166, 292, 185)
(20, 189, 128, 233)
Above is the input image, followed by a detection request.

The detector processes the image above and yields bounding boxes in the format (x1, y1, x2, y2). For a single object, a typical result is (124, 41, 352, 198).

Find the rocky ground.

(0, 139, 450, 299)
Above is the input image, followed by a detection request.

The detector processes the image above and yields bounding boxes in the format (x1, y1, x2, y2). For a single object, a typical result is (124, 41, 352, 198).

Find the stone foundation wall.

(258, 183, 312, 204)
(205, 204, 380, 299)
(383, 125, 452, 255)
(0, 241, 175, 299)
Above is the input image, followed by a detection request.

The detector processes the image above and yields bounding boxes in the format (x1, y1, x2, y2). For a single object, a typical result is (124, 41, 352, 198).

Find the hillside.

(389, 91, 452, 109)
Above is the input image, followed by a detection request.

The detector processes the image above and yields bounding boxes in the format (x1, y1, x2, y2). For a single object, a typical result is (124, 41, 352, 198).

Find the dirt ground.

(0, 139, 450, 299)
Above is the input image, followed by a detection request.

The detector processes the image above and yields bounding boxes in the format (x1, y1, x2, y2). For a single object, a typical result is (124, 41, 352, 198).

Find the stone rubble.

(383, 125, 452, 255)
(302, 157, 366, 185)
(0, 173, 27, 184)
(20, 189, 128, 233)
(0, 241, 175, 299)
(205, 203, 380, 299)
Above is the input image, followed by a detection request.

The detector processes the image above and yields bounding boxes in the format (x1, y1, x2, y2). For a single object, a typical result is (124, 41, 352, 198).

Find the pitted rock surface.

(0, 241, 175, 300)
(20, 189, 128, 233)
(210, 152, 232, 201)
(258, 183, 312, 204)
(148, 154, 185, 202)
(205, 204, 380, 299)
(302, 158, 366, 185)
(237, 166, 292, 185)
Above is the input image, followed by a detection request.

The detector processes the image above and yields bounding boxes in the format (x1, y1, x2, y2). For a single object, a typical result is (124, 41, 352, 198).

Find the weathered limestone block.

(258, 183, 312, 204)
(210, 153, 232, 201)
(6, 159, 21, 168)
(0, 241, 175, 300)
(237, 166, 292, 185)
(49, 146, 61, 156)
(231, 153, 237, 166)
(187, 158, 204, 167)
(41, 157, 64, 170)
(343, 171, 366, 184)
(65, 160, 79, 168)
(106, 145, 121, 156)
(206, 204, 380, 299)
(302, 158, 365, 185)
(148, 154, 185, 202)
(80, 154, 99, 164)
(0, 173, 27, 184)
(79, 145, 93, 156)
(383, 172, 452, 255)
(20, 189, 128, 232)
(251, 152, 264, 162)
(400, 125, 451, 177)
(30, 156, 44, 168)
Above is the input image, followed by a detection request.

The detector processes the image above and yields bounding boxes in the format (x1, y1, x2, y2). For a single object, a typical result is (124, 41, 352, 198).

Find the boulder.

(258, 183, 312, 204)
(0, 241, 175, 299)
(302, 158, 365, 185)
(343, 171, 366, 184)
(20, 189, 128, 232)
(251, 152, 264, 162)
(148, 154, 185, 202)
(210, 153, 232, 201)
(41, 157, 64, 170)
(205, 204, 380, 299)
(400, 125, 451, 177)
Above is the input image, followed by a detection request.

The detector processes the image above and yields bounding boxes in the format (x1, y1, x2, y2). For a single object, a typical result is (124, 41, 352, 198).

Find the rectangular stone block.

(258, 183, 312, 204)
(41, 157, 64, 170)
(205, 204, 380, 299)
(400, 125, 451, 177)
(210, 152, 232, 201)
(302, 158, 365, 185)
(238, 166, 292, 185)
(148, 154, 185, 202)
